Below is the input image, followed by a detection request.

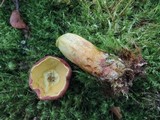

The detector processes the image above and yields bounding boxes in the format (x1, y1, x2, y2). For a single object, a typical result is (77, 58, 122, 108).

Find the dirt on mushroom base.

(103, 48, 147, 96)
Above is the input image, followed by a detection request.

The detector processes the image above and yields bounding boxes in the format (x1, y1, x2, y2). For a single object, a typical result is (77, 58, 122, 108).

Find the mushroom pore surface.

(30, 57, 69, 98)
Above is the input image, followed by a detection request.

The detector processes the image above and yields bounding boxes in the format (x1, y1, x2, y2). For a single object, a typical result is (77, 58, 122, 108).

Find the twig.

(15, 0, 19, 11)
(0, 0, 5, 7)
(13, 0, 19, 11)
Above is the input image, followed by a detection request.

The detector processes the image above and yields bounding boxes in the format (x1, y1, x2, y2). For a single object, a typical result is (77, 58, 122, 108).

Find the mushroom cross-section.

(29, 56, 71, 100)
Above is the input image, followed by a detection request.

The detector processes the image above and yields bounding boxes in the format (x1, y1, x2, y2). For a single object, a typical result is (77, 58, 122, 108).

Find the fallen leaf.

(10, 10, 27, 29)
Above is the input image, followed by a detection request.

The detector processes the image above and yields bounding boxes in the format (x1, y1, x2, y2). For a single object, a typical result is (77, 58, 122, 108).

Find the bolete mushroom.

(29, 56, 71, 100)
(56, 33, 145, 95)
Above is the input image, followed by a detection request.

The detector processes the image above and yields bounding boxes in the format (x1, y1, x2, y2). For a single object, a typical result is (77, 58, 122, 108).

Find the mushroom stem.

(56, 33, 146, 95)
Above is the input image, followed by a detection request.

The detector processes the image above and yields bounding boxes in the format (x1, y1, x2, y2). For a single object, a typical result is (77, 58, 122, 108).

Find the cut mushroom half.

(29, 56, 71, 100)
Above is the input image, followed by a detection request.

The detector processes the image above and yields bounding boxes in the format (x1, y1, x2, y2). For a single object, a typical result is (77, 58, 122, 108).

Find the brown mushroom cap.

(29, 56, 71, 100)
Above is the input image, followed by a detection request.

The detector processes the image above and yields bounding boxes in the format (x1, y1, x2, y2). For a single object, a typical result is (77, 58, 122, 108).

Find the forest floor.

(0, 0, 160, 119)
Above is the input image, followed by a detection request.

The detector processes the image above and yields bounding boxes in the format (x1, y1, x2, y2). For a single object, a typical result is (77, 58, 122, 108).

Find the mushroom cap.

(29, 56, 71, 100)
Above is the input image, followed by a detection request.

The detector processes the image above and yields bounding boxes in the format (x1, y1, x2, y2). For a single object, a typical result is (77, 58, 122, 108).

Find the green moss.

(0, 0, 160, 119)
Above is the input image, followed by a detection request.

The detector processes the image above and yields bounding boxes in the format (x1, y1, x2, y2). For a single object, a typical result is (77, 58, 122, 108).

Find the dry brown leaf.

(10, 10, 27, 29)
